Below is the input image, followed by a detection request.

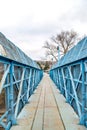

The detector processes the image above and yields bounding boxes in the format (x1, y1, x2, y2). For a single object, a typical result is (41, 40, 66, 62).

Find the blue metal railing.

(50, 38, 87, 127)
(50, 59, 87, 127)
(0, 56, 43, 130)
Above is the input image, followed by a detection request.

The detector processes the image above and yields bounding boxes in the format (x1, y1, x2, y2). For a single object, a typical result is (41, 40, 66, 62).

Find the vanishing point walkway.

(11, 74, 87, 130)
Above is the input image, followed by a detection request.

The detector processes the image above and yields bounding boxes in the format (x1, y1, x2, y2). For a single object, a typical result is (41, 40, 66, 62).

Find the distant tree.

(44, 42, 58, 61)
(36, 61, 42, 69)
(43, 30, 80, 61)
(44, 61, 50, 70)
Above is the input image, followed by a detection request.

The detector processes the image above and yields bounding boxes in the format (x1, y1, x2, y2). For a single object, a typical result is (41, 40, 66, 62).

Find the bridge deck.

(11, 74, 87, 130)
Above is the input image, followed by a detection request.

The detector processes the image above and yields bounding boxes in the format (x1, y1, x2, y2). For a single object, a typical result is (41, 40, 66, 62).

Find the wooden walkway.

(11, 74, 87, 130)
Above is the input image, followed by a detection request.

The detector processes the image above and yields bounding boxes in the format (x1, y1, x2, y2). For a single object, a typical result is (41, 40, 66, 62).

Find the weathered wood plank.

(32, 78, 46, 130)
(43, 75, 64, 130)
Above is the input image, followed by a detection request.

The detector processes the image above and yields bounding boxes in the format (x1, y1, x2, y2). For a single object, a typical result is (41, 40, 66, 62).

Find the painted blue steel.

(80, 61, 86, 125)
(50, 37, 87, 127)
(51, 37, 87, 70)
(0, 57, 43, 130)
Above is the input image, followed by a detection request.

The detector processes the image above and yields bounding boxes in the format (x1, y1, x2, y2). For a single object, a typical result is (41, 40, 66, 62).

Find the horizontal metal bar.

(0, 55, 41, 70)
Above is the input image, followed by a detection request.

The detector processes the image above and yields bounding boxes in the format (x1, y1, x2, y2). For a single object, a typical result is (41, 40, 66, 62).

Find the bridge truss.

(50, 37, 87, 127)
(0, 56, 43, 130)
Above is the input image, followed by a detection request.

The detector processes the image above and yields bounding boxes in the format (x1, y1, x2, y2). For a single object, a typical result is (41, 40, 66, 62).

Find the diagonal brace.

(0, 65, 10, 94)
(68, 66, 81, 117)
(15, 68, 25, 118)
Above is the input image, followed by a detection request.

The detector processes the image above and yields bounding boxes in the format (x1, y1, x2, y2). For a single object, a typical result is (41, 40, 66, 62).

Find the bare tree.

(44, 41, 58, 61)
(43, 30, 80, 61)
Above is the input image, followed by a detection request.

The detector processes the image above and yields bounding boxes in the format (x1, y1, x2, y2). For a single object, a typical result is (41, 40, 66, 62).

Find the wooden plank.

(43, 75, 64, 130)
(32, 77, 46, 130)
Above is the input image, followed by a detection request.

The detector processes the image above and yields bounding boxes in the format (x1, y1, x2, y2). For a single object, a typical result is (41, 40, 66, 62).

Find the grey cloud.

(59, 0, 87, 24)
(17, 23, 58, 37)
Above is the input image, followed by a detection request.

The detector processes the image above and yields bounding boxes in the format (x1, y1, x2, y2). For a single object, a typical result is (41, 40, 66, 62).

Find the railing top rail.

(51, 37, 87, 70)
(0, 32, 40, 69)
(0, 55, 41, 70)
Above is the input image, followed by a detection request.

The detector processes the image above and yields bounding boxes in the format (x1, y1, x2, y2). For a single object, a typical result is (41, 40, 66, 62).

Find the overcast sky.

(0, 0, 87, 60)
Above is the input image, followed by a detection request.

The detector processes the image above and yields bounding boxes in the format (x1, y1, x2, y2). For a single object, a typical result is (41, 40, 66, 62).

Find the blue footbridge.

(0, 33, 87, 130)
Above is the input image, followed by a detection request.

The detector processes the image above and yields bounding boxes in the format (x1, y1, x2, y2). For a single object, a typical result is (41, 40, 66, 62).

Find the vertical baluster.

(9, 63, 16, 125)
(80, 61, 86, 125)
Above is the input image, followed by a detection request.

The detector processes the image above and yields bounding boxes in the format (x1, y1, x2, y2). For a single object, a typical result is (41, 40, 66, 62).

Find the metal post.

(57, 46, 60, 64)
(29, 68, 33, 96)
(27, 68, 32, 100)
(32, 69, 35, 91)
(4, 64, 10, 122)
(80, 61, 86, 125)
(9, 63, 16, 125)
(62, 68, 68, 102)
